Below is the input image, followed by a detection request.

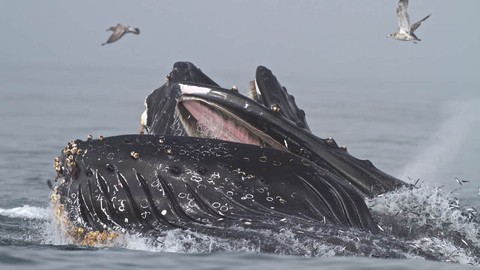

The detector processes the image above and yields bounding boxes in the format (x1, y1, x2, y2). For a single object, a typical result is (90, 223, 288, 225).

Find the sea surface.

(0, 63, 479, 269)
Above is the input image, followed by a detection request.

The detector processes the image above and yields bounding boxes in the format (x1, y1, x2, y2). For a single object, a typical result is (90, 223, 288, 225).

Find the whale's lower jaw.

(52, 134, 378, 244)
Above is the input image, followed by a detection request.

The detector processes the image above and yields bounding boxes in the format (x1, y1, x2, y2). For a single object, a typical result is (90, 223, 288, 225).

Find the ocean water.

(0, 64, 479, 269)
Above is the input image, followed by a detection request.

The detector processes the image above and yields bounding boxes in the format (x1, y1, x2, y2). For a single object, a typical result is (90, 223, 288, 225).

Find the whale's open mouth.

(176, 96, 286, 151)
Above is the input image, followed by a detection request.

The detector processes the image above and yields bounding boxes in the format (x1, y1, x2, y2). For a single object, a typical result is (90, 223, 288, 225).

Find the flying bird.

(102, 24, 140, 46)
(387, 0, 430, 44)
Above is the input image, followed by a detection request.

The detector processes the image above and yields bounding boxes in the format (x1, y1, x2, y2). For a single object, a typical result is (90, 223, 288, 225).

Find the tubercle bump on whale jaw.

(255, 65, 311, 131)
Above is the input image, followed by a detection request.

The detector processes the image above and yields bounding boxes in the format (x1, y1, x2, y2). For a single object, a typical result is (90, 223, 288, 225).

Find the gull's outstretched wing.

(126, 26, 140, 35)
(396, 0, 411, 32)
(102, 25, 128, 45)
(411, 14, 431, 33)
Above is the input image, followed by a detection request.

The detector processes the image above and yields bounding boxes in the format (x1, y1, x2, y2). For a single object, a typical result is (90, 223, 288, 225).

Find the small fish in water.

(455, 177, 469, 185)
(47, 179, 54, 190)
(407, 176, 420, 188)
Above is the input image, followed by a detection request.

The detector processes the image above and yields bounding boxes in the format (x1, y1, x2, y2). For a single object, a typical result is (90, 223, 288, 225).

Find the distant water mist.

(399, 98, 480, 194)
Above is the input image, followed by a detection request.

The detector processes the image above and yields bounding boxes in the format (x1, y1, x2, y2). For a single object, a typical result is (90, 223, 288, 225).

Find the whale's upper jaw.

(142, 62, 310, 139)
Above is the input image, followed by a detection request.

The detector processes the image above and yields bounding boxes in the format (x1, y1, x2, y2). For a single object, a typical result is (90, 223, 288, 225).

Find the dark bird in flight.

(102, 24, 140, 46)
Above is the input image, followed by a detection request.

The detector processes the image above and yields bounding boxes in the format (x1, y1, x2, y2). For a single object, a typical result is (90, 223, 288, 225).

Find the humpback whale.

(52, 61, 407, 246)
(49, 62, 480, 263)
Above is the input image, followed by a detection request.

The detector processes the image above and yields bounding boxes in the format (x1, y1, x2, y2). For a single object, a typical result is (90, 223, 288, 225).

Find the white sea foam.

(0, 205, 49, 220)
(119, 229, 261, 253)
(368, 185, 480, 265)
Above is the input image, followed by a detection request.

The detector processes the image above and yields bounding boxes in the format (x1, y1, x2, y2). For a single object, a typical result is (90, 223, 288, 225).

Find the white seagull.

(387, 0, 431, 44)
(102, 24, 140, 46)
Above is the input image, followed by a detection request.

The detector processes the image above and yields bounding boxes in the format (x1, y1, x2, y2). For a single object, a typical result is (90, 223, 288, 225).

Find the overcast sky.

(1, 0, 479, 85)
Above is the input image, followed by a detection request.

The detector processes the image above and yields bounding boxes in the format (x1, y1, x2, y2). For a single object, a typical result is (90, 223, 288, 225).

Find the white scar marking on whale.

(179, 84, 211, 95)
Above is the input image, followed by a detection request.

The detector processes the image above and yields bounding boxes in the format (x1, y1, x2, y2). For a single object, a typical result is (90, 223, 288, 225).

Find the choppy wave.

(0, 205, 49, 220)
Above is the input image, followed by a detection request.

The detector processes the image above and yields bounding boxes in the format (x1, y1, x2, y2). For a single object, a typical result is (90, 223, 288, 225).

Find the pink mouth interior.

(181, 100, 263, 146)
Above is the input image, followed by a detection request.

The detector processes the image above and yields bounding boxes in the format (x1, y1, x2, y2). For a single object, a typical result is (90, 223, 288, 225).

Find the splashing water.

(2, 187, 479, 266)
(368, 185, 480, 265)
(0, 205, 49, 220)
(94, 185, 480, 265)
(399, 98, 480, 189)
